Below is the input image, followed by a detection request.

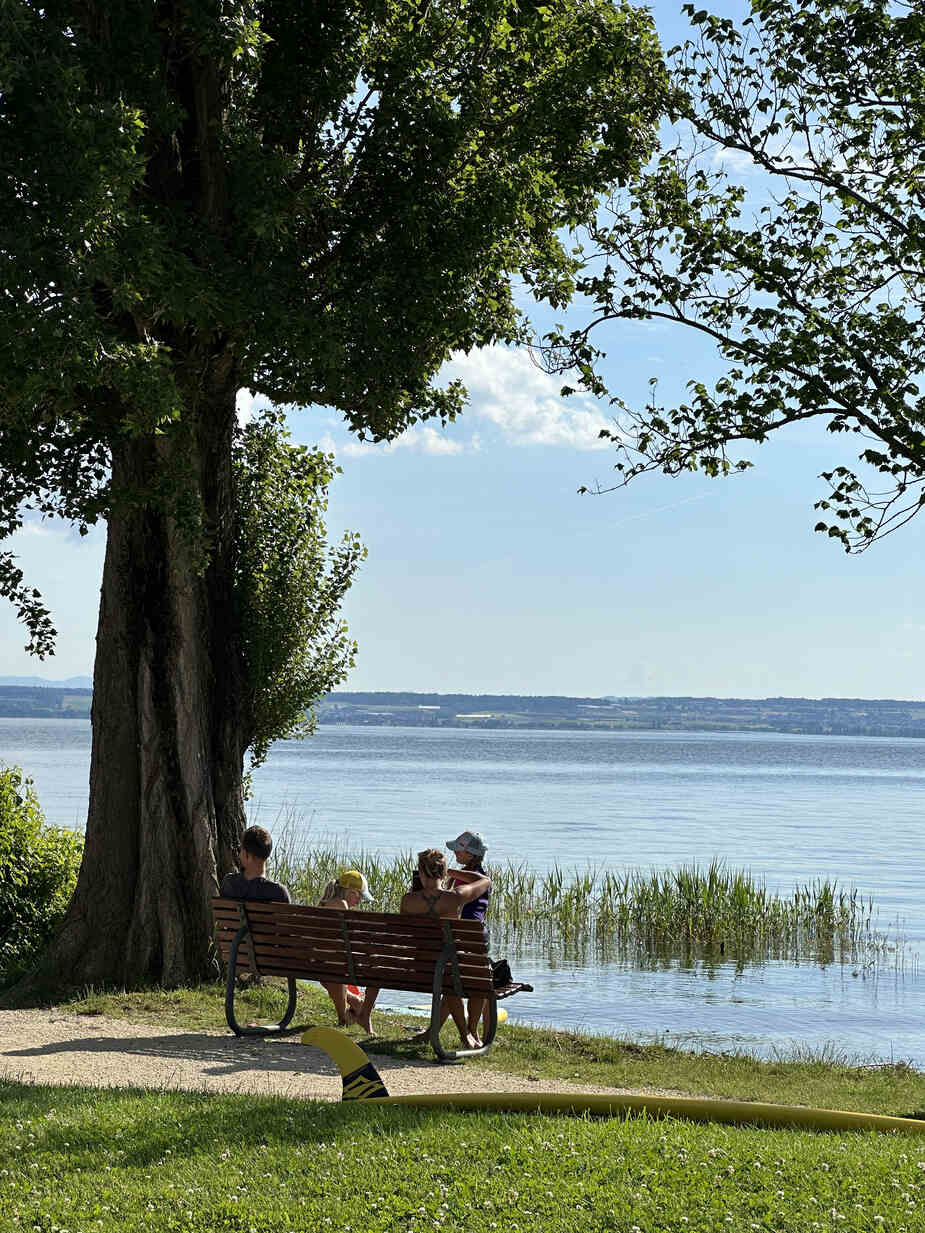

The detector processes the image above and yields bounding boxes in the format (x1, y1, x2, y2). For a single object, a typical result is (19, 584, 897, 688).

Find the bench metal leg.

(225, 923, 298, 1036)
(428, 946, 497, 1063)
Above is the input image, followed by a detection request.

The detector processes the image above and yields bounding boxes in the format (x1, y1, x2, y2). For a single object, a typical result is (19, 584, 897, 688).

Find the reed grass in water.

(266, 827, 908, 971)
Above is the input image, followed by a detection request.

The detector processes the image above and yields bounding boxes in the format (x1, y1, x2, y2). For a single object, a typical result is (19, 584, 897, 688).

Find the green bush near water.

(0, 765, 82, 989)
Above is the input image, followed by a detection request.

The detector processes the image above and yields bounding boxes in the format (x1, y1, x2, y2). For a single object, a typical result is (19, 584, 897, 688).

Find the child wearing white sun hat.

(446, 831, 492, 1044)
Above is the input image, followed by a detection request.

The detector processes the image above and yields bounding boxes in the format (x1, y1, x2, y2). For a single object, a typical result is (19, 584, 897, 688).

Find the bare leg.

(353, 987, 379, 1034)
(446, 995, 478, 1049)
(321, 982, 350, 1026)
(466, 996, 487, 1046)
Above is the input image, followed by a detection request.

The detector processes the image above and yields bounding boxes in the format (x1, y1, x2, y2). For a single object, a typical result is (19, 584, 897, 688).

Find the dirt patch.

(0, 1009, 681, 1102)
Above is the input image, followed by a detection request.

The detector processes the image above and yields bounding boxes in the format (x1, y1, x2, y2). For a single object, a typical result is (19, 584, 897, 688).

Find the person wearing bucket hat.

(442, 831, 492, 1045)
(318, 870, 375, 1028)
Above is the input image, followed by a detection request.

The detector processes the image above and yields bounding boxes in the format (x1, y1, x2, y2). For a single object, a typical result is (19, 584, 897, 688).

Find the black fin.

(342, 1059, 389, 1101)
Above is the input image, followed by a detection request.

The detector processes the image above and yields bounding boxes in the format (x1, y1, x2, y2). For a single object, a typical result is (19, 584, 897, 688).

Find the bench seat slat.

(241, 945, 493, 981)
(246, 946, 493, 976)
(217, 941, 493, 984)
(227, 959, 493, 993)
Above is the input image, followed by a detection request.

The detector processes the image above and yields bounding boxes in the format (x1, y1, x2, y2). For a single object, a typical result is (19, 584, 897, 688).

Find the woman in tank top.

(401, 848, 492, 1050)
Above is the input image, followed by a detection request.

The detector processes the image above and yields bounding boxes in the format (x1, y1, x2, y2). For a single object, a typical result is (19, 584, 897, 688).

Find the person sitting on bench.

(400, 848, 492, 1051)
(318, 870, 374, 1029)
(220, 826, 290, 903)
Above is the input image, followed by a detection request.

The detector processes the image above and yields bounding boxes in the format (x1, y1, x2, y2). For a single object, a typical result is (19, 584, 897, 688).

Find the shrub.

(0, 765, 82, 989)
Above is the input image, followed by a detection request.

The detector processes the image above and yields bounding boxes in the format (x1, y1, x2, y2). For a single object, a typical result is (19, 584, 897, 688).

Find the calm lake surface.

(2, 718, 923, 1066)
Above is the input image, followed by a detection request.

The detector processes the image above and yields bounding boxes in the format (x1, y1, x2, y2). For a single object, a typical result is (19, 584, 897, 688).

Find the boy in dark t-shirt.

(220, 825, 290, 903)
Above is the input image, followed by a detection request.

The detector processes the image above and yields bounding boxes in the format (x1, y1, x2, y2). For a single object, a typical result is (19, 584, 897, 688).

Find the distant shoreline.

(3, 683, 925, 739)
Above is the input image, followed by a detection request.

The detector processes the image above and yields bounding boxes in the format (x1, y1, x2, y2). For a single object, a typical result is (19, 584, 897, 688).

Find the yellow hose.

(303, 1027, 925, 1136)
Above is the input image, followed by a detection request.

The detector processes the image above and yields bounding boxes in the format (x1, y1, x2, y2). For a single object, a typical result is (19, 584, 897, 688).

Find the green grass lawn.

(1, 1080, 923, 1233)
(64, 982, 925, 1119)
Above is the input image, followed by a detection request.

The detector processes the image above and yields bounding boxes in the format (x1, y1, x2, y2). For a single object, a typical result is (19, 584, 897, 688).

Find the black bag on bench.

(491, 958, 513, 988)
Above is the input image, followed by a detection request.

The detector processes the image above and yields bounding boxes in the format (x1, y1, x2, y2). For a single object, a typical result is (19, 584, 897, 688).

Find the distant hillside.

(0, 684, 91, 718)
(0, 675, 92, 689)
(3, 682, 925, 737)
(320, 692, 925, 738)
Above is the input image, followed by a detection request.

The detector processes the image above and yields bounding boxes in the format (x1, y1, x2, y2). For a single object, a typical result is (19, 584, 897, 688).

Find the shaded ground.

(0, 1009, 683, 1101)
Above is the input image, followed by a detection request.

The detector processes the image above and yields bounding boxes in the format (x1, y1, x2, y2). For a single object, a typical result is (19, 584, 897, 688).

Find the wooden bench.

(212, 896, 533, 1062)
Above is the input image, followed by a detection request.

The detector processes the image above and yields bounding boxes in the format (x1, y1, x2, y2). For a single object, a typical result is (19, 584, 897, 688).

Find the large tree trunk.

(26, 372, 247, 992)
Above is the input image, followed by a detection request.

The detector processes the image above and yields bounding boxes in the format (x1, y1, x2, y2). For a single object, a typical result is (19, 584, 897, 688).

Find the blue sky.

(2, 0, 922, 699)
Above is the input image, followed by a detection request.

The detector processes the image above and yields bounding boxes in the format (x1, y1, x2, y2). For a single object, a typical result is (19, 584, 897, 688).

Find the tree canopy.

(544, 0, 925, 552)
(0, 0, 669, 647)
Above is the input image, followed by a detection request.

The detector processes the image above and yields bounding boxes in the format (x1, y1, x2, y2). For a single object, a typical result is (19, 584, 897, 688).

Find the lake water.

(2, 718, 923, 1066)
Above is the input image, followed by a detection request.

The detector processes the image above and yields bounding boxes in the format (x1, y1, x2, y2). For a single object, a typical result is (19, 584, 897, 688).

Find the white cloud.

(307, 344, 611, 458)
(341, 425, 466, 457)
(397, 426, 465, 456)
(441, 346, 611, 450)
(318, 425, 468, 458)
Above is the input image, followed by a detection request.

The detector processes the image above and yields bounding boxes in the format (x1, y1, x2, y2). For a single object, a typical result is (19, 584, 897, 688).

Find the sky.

(2, 1, 923, 700)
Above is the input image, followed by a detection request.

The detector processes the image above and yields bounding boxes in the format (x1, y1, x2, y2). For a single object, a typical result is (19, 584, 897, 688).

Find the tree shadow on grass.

(0, 1075, 442, 1168)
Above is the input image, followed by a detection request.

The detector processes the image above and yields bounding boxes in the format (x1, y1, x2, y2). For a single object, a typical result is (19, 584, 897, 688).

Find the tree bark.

(22, 369, 246, 992)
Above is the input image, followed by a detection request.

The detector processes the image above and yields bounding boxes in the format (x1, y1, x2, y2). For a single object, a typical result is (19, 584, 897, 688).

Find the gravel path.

(0, 1009, 679, 1102)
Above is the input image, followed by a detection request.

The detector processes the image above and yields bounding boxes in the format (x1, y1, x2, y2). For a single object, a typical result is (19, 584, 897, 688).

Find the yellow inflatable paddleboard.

(302, 1027, 925, 1136)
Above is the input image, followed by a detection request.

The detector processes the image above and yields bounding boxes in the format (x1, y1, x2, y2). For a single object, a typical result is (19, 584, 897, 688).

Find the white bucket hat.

(446, 830, 487, 861)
